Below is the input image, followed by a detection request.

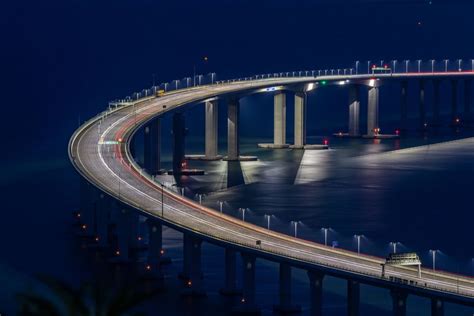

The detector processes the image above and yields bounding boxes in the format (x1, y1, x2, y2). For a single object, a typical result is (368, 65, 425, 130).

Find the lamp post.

(458, 59, 462, 72)
(218, 201, 223, 213)
(417, 60, 422, 73)
(393, 60, 398, 73)
(239, 208, 246, 222)
(444, 59, 449, 72)
(322, 227, 330, 246)
(367, 60, 371, 74)
(354, 235, 363, 254)
(405, 60, 409, 73)
(356, 61, 360, 74)
(390, 241, 399, 253)
(264, 214, 271, 230)
(429, 249, 439, 271)
(291, 221, 298, 238)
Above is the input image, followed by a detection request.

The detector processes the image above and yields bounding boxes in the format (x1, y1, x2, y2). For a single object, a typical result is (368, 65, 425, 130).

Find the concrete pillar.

(79, 178, 95, 236)
(144, 118, 161, 175)
(400, 81, 408, 132)
(205, 100, 219, 159)
(172, 113, 186, 174)
(241, 253, 257, 307)
(391, 290, 408, 316)
(451, 79, 458, 124)
(419, 80, 426, 129)
(180, 233, 193, 280)
(307, 270, 325, 316)
(128, 212, 139, 249)
(220, 248, 240, 295)
(189, 237, 203, 291)
(146, 218, 162, 265)
(431, 298, 444, 316)
(95, 192, 109, 247)
(227, 99, 240, 160)
(367, 86, 380, 137)
(274, 92, 287, 145)
(274, 263, 301, 313)
(347, 280, 360, 316)
(433, 80, 441, 127)
(115, 208, 131, 261)
(464, 79, 471, 123)
(348, 85, 360, 136)
(294, 92, 307, 148)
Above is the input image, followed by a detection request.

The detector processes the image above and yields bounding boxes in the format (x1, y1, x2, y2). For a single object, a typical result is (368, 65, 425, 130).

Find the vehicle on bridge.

(156, 89, 166, 97)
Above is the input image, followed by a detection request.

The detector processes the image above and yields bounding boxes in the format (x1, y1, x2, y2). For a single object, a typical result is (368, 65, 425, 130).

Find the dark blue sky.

(2, 0, 474, 155)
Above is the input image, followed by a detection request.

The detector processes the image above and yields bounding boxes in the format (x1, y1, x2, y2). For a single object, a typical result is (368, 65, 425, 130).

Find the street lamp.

(264, 214, 271, 230)
(430, 59, 435, 73)
(393, 60, 398, 73)
(367, 60, 371, 74)
(354, 235, 363, 254)
(458, 59, 462, 72)
(291, 221, 298, 238)
(389, 241, 399, 253)
(417, 60, 422, 73)
(444, 59, 449, 72)
(322, 227, 330, 246)
(218, 201, 224, 213)
(239, 208, 246, 222)
(355, 61, 360, 74)
(429, 249, 439, 271)
(404, 60, 409, 73)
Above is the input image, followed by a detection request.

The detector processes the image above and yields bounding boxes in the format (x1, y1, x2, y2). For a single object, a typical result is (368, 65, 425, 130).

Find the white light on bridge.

(306, 83, 316, 92)
(369, 79, 376, 87)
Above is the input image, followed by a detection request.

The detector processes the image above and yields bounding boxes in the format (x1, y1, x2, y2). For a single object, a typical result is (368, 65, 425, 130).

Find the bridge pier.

(181, 234, 205, 296)
(220, 248, 241, 295)
(292, 92, 307, 149)
(94, 193, 110, 248)
(433, 80, 441, 127)
(307, 270, 324, 316)
(366, 86, 380, 137)
(419, 79, 426, 130)
(113, 208, 133, 262)
(172, 113, 186, 174)
(234, 253, 260, 314)
(348, 85, 361, 137)
(273, 262, 301, 313)
(431, 298, 444, 316)
(79, 178, 95, 237)
(464, 79, 471, 125)
(451, 79, 459, 126)
(144, 118, 161, 175)
(226, 99, 240, 160)
(274, 92, 287, 147)
(400, 81, 408, 133)
(347, 280, 360, 316)
(146, 218, 170, 276)
(205, 100, 221, 160)
(390, 290, 408, 316)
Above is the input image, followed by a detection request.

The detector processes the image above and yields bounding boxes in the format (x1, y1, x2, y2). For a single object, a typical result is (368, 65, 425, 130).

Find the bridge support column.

(113, 208, 132, 262)
(181, 235, 205, 296)
(464, 79, 471, 124)
(144, 118, 161, 175)
(367, 86, 380, 137)
(146, 219, 170, 276)
(205, 100, 221, 159)
(348, 85, 360, 137)
(293, 92, 307, 148)
(307, 270, 325, 316)
(400, 81, 408, 132)
(274, 92, 287, 147)
(79, 178, 95, 236)
(234, 253, 260, 314)
(220, 248, 241, 295)
(128, 212, 140, 250)
(172, 113, 186, 174)
(95, 192, 110, 248)
(273, 263, 301, 313)
(431, 298, 444, 316)
(226, 99, 240, 160)
(390, 290, 408, 316)
(433, 80, 441, 127)
(451, 80, 459, 126)
(419, 80, 426, 130)
(347, 280, 360, 316)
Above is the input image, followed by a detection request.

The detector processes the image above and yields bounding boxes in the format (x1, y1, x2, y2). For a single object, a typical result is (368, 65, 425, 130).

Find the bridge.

(70, 62, 474, 316)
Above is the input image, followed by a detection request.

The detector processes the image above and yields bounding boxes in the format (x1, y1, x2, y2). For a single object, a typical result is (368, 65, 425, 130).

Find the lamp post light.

(356, 61, 360, 74)
(404, 60, 409, 73)
(393, 60, 398, 73)
(239, 208, 246, 222)
(354, 235, 363, 254)
(380, 60, 384, 67)
(264, 214, 271, 230)
(218, 201, 224, 213)
(429, 249, 439, 271)
(444, 59, 449, 72)
(458, 59, 462, 72)
(417, 60, 422, 73)
(367, 60, 371, 74)
(389, 241, 399, 253)
(471, 59, 474, 72)
(291, 221, 298, 238)
(322, 227, 330, 246)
